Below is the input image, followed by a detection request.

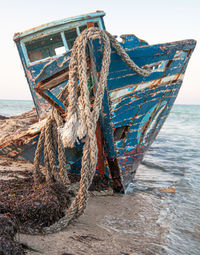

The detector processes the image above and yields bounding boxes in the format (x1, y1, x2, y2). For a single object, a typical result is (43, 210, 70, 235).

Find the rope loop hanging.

(20, 27, 151, 235)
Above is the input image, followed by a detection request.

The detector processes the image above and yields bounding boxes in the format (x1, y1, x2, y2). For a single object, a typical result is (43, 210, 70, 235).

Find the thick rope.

(19, 27, 151, 235)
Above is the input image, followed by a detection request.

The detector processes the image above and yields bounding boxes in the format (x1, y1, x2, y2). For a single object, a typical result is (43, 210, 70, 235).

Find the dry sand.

(0, 156, 168, 255)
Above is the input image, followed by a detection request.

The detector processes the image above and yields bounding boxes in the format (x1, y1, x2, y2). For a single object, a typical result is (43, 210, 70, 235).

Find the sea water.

(130, 104, 200, 254)
(0, 99, 34, 117)
(0, 100, 200, 254)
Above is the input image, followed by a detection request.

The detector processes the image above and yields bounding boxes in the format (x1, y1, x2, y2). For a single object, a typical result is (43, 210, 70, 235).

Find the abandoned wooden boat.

(0, 11, 196, 191)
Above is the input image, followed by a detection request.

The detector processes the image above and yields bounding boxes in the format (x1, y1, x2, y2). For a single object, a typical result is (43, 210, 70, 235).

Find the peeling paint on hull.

(1, 13, 196, 191)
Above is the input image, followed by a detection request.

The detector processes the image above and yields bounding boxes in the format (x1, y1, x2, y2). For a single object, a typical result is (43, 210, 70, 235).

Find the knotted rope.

(20, 27, 151, 235)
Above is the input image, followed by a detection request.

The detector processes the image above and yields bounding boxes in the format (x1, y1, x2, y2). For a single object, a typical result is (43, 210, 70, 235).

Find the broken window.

(25, 33, 65, 62)
(79, 25, 87, 33)
(64, 28, 77, 50)
(25, 21, 100, 63)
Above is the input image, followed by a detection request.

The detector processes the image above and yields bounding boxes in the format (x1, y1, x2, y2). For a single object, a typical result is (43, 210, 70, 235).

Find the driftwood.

(0, 108, 38, 145)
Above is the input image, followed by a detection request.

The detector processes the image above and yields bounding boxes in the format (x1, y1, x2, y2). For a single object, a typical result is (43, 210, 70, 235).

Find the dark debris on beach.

(0, 171, 72, 254)
(0, 166, 114, 254)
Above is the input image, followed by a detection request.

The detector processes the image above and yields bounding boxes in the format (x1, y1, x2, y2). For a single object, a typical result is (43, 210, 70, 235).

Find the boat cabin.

(13, 11, 105, 118)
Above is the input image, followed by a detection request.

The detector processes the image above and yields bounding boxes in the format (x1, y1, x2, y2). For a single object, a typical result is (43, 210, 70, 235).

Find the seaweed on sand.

(0, 214, 25, 255)
(0, 170, 71, 254)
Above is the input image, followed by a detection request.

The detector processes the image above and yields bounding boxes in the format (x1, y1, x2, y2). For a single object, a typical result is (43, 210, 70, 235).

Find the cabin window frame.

(21, 19, 102, 66)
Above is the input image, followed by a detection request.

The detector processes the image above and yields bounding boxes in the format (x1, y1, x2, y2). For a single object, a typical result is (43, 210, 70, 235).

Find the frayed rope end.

(59, 113, 79, 148)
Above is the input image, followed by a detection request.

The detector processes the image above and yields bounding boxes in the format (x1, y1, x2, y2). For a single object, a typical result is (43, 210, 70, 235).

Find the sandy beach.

(0, 155, 168, 255)
(1, 105, 200, 254)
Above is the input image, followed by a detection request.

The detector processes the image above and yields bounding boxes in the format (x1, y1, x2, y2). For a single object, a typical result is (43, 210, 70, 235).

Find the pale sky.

(0, 0, 199, 104)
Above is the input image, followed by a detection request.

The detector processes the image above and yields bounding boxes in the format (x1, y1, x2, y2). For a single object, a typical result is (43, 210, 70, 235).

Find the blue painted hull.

(103, 37, 196, 188)
(1, 13, 196, 190)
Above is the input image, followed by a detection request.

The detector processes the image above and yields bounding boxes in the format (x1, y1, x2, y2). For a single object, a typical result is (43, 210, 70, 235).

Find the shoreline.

(0, 156, 167, 255)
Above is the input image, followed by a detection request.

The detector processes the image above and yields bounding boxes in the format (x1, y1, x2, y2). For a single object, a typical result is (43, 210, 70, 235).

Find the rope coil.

(20, 27, 151, 235)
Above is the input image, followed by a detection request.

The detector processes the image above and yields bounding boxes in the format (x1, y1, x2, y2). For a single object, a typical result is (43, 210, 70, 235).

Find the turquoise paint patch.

(137, 104, 157, 143)
(137, 101, 168, 144)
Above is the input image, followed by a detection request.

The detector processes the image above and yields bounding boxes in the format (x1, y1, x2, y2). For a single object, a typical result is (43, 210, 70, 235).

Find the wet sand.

(0, 156, 168, 255)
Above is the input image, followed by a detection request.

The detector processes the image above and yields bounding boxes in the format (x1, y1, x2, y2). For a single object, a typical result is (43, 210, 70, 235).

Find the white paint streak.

(109, 74, 184, 101)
